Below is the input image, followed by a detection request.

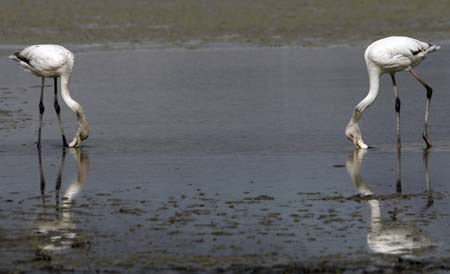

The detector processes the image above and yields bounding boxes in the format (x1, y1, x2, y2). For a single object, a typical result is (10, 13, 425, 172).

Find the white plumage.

(10, 45, 89, 148)
(366, 36, 439, 72)
(346, 36, 440, 149)
(11, 45, 74, 77)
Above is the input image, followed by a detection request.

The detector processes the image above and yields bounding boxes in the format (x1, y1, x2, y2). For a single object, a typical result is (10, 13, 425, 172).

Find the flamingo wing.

(366, 36, 439, 72)
(10, 45, 72, 77)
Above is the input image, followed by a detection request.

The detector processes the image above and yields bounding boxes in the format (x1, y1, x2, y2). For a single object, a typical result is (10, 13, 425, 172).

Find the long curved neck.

(350, 65, 381, 124)
(60, 73, 89, 146)
(60, 74, 84, 117)
(61, 74, 87, 125)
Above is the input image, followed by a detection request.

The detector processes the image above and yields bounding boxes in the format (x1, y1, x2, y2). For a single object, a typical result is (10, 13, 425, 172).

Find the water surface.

(1, 46, 450, 273)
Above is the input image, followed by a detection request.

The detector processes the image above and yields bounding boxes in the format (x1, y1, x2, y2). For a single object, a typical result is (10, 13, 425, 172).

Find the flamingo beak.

(355, 139, 368, 149)
(69, 136, 81, 148)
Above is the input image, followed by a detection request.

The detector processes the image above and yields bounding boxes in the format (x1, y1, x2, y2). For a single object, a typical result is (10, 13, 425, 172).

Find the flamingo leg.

(390, 73, 401, 149)
(38, 77, 45, 149)
(396, 146, 402, 194)
(410, 70, 432, 148)
(53, 77, 68, 147)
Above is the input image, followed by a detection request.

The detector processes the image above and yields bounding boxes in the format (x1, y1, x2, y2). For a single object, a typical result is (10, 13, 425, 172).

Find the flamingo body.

(346, 36, 439, 149)
(366, 36, 439, 73)
(10, 45, 88, 148)
(11, 45, 74, 78)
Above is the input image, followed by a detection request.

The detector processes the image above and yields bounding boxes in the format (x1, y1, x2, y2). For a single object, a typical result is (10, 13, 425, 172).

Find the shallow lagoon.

(1, 45, 450, 273)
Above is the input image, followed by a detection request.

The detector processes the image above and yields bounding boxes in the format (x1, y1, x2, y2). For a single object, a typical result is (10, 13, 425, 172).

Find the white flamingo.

(345, 36, 440, 149)
(10, 45, 89, 148)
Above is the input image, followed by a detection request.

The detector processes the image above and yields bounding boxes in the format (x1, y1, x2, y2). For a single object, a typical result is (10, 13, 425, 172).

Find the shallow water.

(1, 45, 450, 273)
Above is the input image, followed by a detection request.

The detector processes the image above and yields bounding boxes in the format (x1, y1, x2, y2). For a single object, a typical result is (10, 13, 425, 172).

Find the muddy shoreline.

(1, 0, 450, 47)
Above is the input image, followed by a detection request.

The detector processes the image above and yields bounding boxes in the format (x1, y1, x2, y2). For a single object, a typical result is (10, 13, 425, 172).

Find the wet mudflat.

(1, 0, 450, 46)
(1, 45, 450, 273)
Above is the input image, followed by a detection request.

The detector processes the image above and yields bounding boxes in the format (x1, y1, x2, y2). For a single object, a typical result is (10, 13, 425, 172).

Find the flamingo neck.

(61, 75, 86, 121)
(61, 74, 80, 113)
(350, 66, 381, 124)
(60, 74, 89, 146)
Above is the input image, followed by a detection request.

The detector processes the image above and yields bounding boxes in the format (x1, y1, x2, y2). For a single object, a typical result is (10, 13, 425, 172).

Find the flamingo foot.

(423, 133, 432, 149)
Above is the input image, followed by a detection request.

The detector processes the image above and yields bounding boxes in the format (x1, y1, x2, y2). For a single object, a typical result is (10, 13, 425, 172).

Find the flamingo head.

(345, 122, 368, 149)
(69, 118, 89, 148)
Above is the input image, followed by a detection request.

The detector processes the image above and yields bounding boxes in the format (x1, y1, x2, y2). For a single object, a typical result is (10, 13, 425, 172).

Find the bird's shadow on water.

(33, 147, 90, 259)
(345, 148, 435, 257)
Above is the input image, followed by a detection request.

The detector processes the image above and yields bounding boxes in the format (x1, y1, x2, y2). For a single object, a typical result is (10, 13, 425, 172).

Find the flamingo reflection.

(35, 148, 89, 252)
(346, 149, 433, 255)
